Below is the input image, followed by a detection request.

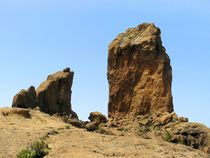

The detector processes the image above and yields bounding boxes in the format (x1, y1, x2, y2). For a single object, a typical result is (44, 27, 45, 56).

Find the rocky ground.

(0, 108, 209, 158)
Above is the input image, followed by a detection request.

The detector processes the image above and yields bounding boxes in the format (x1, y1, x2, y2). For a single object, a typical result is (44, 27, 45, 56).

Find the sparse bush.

(163, 130, 172, 142)
(17, 140, 49, 158)
(17, 149, 35, 158)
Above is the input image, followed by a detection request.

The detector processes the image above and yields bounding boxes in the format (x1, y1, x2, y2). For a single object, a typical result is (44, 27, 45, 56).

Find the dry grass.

(1, 108, 31, 118)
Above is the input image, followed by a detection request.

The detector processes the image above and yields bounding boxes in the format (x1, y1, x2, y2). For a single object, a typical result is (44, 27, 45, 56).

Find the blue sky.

(0, 0, 209, 126)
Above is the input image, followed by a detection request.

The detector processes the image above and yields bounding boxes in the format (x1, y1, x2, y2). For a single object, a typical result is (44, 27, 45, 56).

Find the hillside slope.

(0, 108, 209, 158)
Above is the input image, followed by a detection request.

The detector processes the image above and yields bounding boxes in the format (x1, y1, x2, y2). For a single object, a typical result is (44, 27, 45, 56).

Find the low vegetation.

(163, 130, 172, 142)
(17, 140, 49, 158)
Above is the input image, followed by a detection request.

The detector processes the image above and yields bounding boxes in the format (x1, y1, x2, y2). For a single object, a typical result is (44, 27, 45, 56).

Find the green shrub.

(163, 130, 172, 142)
(17, 141, 49, 158)
(17, 149, 36, 158)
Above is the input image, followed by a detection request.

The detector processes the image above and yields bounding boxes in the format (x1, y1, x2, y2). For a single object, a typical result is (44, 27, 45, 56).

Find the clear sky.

(0, 0, 209, 126)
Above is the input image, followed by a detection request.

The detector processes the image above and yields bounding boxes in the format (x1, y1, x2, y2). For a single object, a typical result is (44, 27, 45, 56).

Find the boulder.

(178, 117, 188, 122)
(107, 23, 173, 117)
(88, 112, 107, 124)
(12, 86, 36, 109)
(85, 122, 99, 131)
(65, 118, 84, 128)
(159, 113, 173, 125)
(36, 68, 77, 117)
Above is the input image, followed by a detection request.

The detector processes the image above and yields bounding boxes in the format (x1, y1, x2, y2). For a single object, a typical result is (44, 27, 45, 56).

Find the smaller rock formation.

(85, 112, 107, 131)
(164, 122, 209, 153)
(85, 122, 99, 131)
(135, 112, 210, 154)
(12, 68, 77, 118)
(64, 117, 85, 128)
(36, 68, 77, 117)
(12, 86, 36, 109)
(88, 112, 107, 124)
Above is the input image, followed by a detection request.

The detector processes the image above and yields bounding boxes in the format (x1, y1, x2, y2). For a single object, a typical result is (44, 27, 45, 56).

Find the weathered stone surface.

(167, 123, 209, 152)
(178, 117, 188, 122)
(88, 112, 107, 124)
(65, 118, 84, 128)
(85, 122, 99, 131)
(159, 113, 173, 125)
(12, 86, 36, 109)
(36, 68, 77, 117)
(108, 23, 173, 117)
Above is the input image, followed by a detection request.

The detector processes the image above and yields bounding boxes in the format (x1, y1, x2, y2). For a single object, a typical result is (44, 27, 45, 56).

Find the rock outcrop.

(12, 86, 36, 109)
(85, 112, 107, 132)
(36, 68, 77, 117)
(12, 68, 77, 118)
(137, 112, 210, 154)
(107, 23, 173, 117)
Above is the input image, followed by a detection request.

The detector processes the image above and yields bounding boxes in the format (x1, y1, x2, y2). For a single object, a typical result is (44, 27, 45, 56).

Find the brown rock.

(107, 23, 173, 117)
(159, 113, 173, 125)
(12, 86, 36, 109)
(165, 122, 209, 152)
(66, 118, 84, 128)
(178, 117, 188, 122)
(88, 112, 107, 124)
(85, 122, 99, 131)
(139, 119, 150, 126)
(63, 67, 70, 72)
(36, 68, 77, 117)
(170, 112, 178, 120)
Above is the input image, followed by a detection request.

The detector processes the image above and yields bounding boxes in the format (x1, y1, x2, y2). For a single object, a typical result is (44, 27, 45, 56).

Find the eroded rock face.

(108, 23, 173, 117)
(36, 68, 77, 117)
(12, 86, 36, 109)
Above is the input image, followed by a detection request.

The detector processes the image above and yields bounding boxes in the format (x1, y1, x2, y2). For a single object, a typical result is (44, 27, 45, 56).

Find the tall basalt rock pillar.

(107, 23, 173, 117)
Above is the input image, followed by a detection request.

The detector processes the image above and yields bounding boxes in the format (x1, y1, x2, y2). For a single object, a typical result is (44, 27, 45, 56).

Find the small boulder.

(88, 112, 107, 124)
(139, 119, 150, 126)
(170, 112, 178, 120)
(178, 117, 188, 122)
(12, 86, 36, 109)
(66, 118, 84, 128)
(85, 122, 99, 131)
(63, 67, 70, 72)
(159, 113, 173, 125)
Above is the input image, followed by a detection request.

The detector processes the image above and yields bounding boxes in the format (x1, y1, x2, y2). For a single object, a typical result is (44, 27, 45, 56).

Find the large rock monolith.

(107, 23, 173, 117)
